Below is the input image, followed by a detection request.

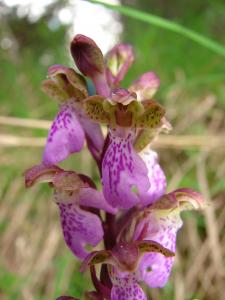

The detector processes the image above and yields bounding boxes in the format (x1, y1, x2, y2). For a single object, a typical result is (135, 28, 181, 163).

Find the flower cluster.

(24, 35, 205, 300)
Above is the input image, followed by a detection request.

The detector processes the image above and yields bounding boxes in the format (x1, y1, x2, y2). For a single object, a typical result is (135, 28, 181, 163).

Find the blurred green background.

(0, 0, 225, 299)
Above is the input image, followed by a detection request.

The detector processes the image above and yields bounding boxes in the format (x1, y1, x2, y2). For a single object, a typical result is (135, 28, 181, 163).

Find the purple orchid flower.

(24, 164, 116, 260)
(83, 91, 166, 209)
(80, 188, 204, 299)
(42, 64, 104, 165)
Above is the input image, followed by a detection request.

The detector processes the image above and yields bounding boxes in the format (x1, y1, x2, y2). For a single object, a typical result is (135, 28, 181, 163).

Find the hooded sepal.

(70, 34, 109, 97)
(134, 117, 172, 152)
(42, 64, 88, 102)
(129, 71, 160, 101)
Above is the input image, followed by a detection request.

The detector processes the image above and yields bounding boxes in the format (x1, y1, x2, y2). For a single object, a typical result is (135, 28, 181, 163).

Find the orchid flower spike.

(24, 34, 206, 300)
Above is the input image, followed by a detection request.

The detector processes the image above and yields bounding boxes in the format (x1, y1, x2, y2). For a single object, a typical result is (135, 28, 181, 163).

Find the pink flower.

(24, 164, 116, 259)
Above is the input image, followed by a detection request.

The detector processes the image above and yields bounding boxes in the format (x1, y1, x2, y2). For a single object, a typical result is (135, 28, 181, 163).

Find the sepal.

(129, 71, 160, 101)
(42, 64, 88, 102)
(24, 164, 63, 188)
(105, 44, 134, 87)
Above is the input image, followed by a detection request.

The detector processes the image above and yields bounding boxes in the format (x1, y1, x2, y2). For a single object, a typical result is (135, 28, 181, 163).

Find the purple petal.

(110, 270, 147, 300)
(105, 44, 135, 88)
(43, 103, 85, 164)
(139, 148, 167, 207)
(102, 129, 150, 209)
(79, 188, 117, 214)
(135, 208, 183, 287)
(129, 72, 160, 101)
(58, 202, 104, 260)
(138, 252, 175, 288)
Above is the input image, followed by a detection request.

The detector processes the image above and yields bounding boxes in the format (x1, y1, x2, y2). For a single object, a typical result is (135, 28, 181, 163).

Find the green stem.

(88, 0, 225, 58)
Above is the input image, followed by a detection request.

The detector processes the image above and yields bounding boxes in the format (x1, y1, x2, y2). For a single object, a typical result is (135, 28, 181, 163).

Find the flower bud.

(71, 34, 104, 76)
(71, 35, 109, 97)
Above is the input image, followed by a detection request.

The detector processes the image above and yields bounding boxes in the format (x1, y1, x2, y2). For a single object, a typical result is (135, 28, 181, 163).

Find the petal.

(138, 252, 175, 288)
(42, 65, 88, 103)
(105, 44, 135, 88)
(84, 95, 110, 124)
(129, 71, 160, 101)
(102, 129, 150, 209)
(138, 148, 166, 207)
(79, 188, 117, 214)
(48, 64, 88, 100)
(136, 100, 165, 129)
(110, 270, 147, 300)
(58, 202, 104, 260)
(111, 282, 147, 300)
(24, 164, 63, 188)
(134, 117, 172, 152)
(41, 79, 68, 102)
(80, 250, 112, 272)
(43, 103, 85, 164)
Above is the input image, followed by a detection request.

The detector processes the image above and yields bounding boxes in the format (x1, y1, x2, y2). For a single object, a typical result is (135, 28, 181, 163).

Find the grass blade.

(89, 0, 225, 57)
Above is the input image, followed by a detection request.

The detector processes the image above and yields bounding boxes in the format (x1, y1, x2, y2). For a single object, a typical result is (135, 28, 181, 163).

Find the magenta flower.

(83, 92, 165, 209)
(81, 240, 174, 299)
(24, 164, 116, 259)
(42, 64, 104, 165)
